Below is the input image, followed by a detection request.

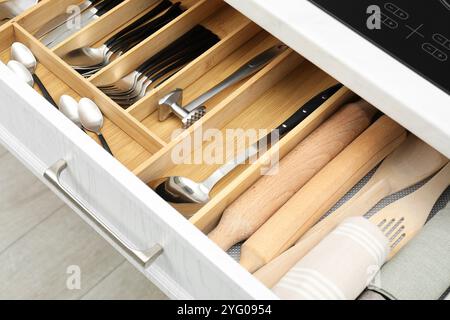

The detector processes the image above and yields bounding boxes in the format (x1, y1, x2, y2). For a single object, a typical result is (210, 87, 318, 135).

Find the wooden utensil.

(240, 115, 407, 273)
(370, 162, 450, 258)
(254, 135, 448, 287)
(208, 100, 377, 251)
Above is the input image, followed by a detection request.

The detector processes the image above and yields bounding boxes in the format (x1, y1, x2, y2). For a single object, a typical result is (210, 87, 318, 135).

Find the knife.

(276, 83, 344, 137)
(34, 0, 102, 39)
(240, 83, 344, 166)
(232, 83, 345, 155)
(41, 0, 125, 48)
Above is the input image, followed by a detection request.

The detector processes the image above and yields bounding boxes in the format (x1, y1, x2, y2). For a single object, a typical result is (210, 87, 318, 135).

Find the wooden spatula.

(254, 135, 448, 287)
(370, 162, 450, 258)
(240, 116, 407, 273)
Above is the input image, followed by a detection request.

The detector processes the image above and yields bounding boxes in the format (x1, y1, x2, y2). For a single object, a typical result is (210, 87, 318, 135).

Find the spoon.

(78, 98, 113, 156)
(10, 42, 58, 108)
(58, 95, 83, 128)
(62, 0, 176, 71)
(7, 60, 34, 87)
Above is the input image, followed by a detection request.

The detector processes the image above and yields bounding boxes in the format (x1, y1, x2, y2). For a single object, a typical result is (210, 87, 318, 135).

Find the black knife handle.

(33, 74, 58, 109)
(96, 0, 125, 16)
(136, 25, 219, 73)
(109, 4, 183, 53)
(276, 83, 343, 137)
(98, 133, 113, 156)
(104, 0, 173, 48)
(90, 0, 104, 6)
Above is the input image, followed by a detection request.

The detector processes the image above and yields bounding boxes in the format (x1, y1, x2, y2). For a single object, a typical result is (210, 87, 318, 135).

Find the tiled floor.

(0, 144, 167, 300)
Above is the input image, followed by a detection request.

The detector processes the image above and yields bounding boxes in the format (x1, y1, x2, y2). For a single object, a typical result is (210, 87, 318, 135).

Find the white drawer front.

(0, 64, 276, 300)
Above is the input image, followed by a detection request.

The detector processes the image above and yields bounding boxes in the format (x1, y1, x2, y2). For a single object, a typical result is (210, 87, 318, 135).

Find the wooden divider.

(127, 18, 261, 122)
(191, 88, 356, 232)
(13, 23, 167, 154)
(0, 22, 14, 52)
(52, 0, 162, 56)
(89, 0, 225, 86)
(4, 0, 361, 239)
(132, 53, 347, 221)
(0, 23, 154, 170)
(139, 32, 283, 143)
(15, 0, 82, 34)
(132, 49, 304, 183)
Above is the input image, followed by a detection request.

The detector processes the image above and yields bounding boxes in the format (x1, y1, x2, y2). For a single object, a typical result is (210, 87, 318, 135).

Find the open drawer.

(0, 0, 448, 299)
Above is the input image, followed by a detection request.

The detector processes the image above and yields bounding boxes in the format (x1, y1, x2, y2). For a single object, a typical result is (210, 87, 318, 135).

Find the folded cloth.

(368, 205, 450, 300)
(273, 217, 390, 300)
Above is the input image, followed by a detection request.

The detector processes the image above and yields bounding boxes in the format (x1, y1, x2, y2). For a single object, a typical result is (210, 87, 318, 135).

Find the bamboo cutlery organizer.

(1, 0, 349, 218)
(2, 0, 448, 297)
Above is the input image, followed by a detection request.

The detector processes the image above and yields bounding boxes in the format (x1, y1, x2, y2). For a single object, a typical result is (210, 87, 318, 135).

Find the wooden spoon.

(254, 135, 447, 287)
(240, 115, 407, 273)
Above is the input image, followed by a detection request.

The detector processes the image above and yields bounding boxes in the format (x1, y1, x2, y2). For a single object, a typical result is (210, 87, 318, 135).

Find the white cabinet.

(0, 0, 447, 300)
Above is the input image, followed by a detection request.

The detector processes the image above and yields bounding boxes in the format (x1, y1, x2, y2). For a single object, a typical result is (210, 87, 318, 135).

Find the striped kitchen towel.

(272, 217, 390, 300)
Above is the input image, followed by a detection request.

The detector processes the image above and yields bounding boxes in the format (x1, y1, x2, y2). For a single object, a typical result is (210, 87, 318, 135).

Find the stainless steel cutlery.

(64, 0, 181, 76)
(34, 0, 103, 38)
(11, 42, 58, 108)
(58, 95, 113, 155)
(98, 25, 220, 107)
(41, 0, 125, 48)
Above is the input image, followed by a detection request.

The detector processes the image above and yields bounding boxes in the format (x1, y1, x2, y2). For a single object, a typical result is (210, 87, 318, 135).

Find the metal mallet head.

(158, 89, 206, 129)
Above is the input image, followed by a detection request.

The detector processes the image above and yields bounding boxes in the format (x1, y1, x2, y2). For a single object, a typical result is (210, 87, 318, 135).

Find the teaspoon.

(58, 95, 83, 128)
(7, 60, 34, 87)
(11, 42, 58, 108)
(78, 98, 113, 156)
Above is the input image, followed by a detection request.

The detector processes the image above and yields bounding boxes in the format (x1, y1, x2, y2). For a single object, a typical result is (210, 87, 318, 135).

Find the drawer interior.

(0, 0, 372, 244)
(3, 0, 448, 295)
(0, 23, 156, 172)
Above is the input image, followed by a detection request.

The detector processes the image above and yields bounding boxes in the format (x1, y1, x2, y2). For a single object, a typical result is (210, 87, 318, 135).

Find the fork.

(109, 43, 216, 107)
(97, 26, 218, 94)
(107, 35, 219, 100)
(370, 162, 450, 258)
(68, 2, 183, 76)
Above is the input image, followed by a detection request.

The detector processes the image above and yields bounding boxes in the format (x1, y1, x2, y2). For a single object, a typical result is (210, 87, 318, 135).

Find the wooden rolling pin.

(240, 115, 407, 273)
(208, 100, 377, 251)
(254, 135, 448, 287)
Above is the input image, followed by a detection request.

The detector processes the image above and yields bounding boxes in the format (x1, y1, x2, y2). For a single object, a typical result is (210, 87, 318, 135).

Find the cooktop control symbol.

(405, 24, 425, 39)
(384, 2, 409, 20)
(422, 43, 448, 61)
(381, 12, 398, 29)
(433, 33, 450, 50)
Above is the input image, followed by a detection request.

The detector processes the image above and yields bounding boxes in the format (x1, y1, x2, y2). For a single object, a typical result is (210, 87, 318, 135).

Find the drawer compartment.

(1, 0, 448, 300)
(0, 23, 162, 170)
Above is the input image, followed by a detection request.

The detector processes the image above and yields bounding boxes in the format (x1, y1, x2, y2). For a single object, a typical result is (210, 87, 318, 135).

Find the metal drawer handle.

(43, 159, 163, 269)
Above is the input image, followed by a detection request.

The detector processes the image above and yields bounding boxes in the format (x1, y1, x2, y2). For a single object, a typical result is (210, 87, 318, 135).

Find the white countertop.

(226, 0, 450, 158)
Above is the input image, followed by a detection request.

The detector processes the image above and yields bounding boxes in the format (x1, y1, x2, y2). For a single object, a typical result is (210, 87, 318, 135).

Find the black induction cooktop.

(308, 0, 450, 95)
